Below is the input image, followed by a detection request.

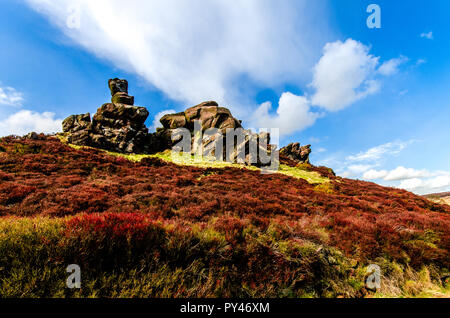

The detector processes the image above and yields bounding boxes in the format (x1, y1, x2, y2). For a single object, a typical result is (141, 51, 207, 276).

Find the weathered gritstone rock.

(90, 103, 150, 153)
(61, 78, 307, 167)
(157, 101, 243, 153)
(158, 102, 277, 166)
(62, 79, 150, 153)
(280, 142, 311, 164)
(62, 113, 92, 145)
(160, 101, 242, 132)
(108, 78, 134, 105)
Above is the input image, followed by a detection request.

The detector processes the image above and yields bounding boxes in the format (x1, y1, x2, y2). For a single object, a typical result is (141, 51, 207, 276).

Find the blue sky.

(0, 0, 449, 194)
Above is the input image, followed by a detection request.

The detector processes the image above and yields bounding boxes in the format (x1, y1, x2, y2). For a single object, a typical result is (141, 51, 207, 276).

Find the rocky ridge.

(61, 78, 311, 165)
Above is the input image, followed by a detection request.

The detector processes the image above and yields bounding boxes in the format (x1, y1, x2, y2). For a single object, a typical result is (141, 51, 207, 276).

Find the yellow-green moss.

(57, 136, 329, 184)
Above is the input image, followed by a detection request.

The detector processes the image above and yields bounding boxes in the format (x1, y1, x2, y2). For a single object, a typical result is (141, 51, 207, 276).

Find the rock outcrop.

(62, 113, 92, 145)
(62, 78, 150, 153)
(156, 102, 276, 166)
(162, 101, 243, 131)
(156, 101, 242, 149)
(62, 78, 309, 167)
(280, 142, 311, 164)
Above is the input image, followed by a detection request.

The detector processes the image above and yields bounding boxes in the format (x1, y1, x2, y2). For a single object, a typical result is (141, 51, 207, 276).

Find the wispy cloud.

(0, 86, 24, 106)
(324, 140, 450, 194)
(25, 0, 331, 118)
(346, 141, 412, 162)
(416, 59, 427, 66)
(377, 56, 408, 76)
(420, 31, 433, 40)
(357, 162, 450, 195)
(341, 164, 378, 178)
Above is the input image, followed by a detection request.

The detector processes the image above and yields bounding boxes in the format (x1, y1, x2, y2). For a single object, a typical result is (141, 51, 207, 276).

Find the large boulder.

(280, 142, 311, 164)
(62, 113, 92, 145)
(160, 112, 187, 129)
(161, 101, 242, 132)
(157, 101, 238, 151)
(108, 78, 134, 105)
(62, 113, 91, 133)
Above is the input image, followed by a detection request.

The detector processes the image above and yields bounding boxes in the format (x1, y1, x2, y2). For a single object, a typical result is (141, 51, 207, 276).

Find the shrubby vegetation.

(0, 136, 449, 297)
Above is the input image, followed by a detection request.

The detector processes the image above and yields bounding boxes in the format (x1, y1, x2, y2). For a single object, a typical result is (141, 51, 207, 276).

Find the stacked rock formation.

(279, 142, 311, 164)
(62, 78, 310, 167)
(62, 78, 150, 153)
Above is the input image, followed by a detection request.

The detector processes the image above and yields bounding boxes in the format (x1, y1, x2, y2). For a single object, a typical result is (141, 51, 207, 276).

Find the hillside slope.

(0, 135, 449, 298)
(425, 192, 450, 206)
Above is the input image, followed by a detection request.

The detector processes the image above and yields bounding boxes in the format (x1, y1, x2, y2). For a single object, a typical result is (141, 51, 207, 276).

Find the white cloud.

(361, 165, 450, 195)
(363, 169, 388, 180)
(420, 31, 433, 40)
(316, 147, 326, 153)
(0, 110, 62, 137)
(25, 0, 331, 117)
(253, 38, 407, 135)
(428, 175, 450, 188)
(150, 109, 176, 131)
(252, 92, 320, 136)
(399, 175, 450, 194)
(384, 166, 429, 181)
(25, 2, 411, 141)
(322, 140, 449, 195)
(309, 39, 408, 112)
(341, 164, 377, 178)
(377, 56, 408, 76)
(416, 59, 427, 66)
(347, 141, 411, 162)
(310, 39, 380, 111)
(363, 166, 429, 181)
(399, 178, 424, 190)
(0, 86, 24, 106)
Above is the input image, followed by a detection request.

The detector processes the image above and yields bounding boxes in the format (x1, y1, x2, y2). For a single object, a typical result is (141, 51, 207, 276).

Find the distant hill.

(0, 135, 449, 298)
(424, 192, 450, 205)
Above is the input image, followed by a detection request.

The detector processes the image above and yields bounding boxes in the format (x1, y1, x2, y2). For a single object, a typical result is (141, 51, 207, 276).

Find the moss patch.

(57, 135, 329, 184)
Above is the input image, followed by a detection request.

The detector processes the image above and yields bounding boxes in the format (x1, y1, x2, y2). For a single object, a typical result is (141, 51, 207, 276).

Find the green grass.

(277, 164, 328, 184)
(56, 135, 329, 184)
